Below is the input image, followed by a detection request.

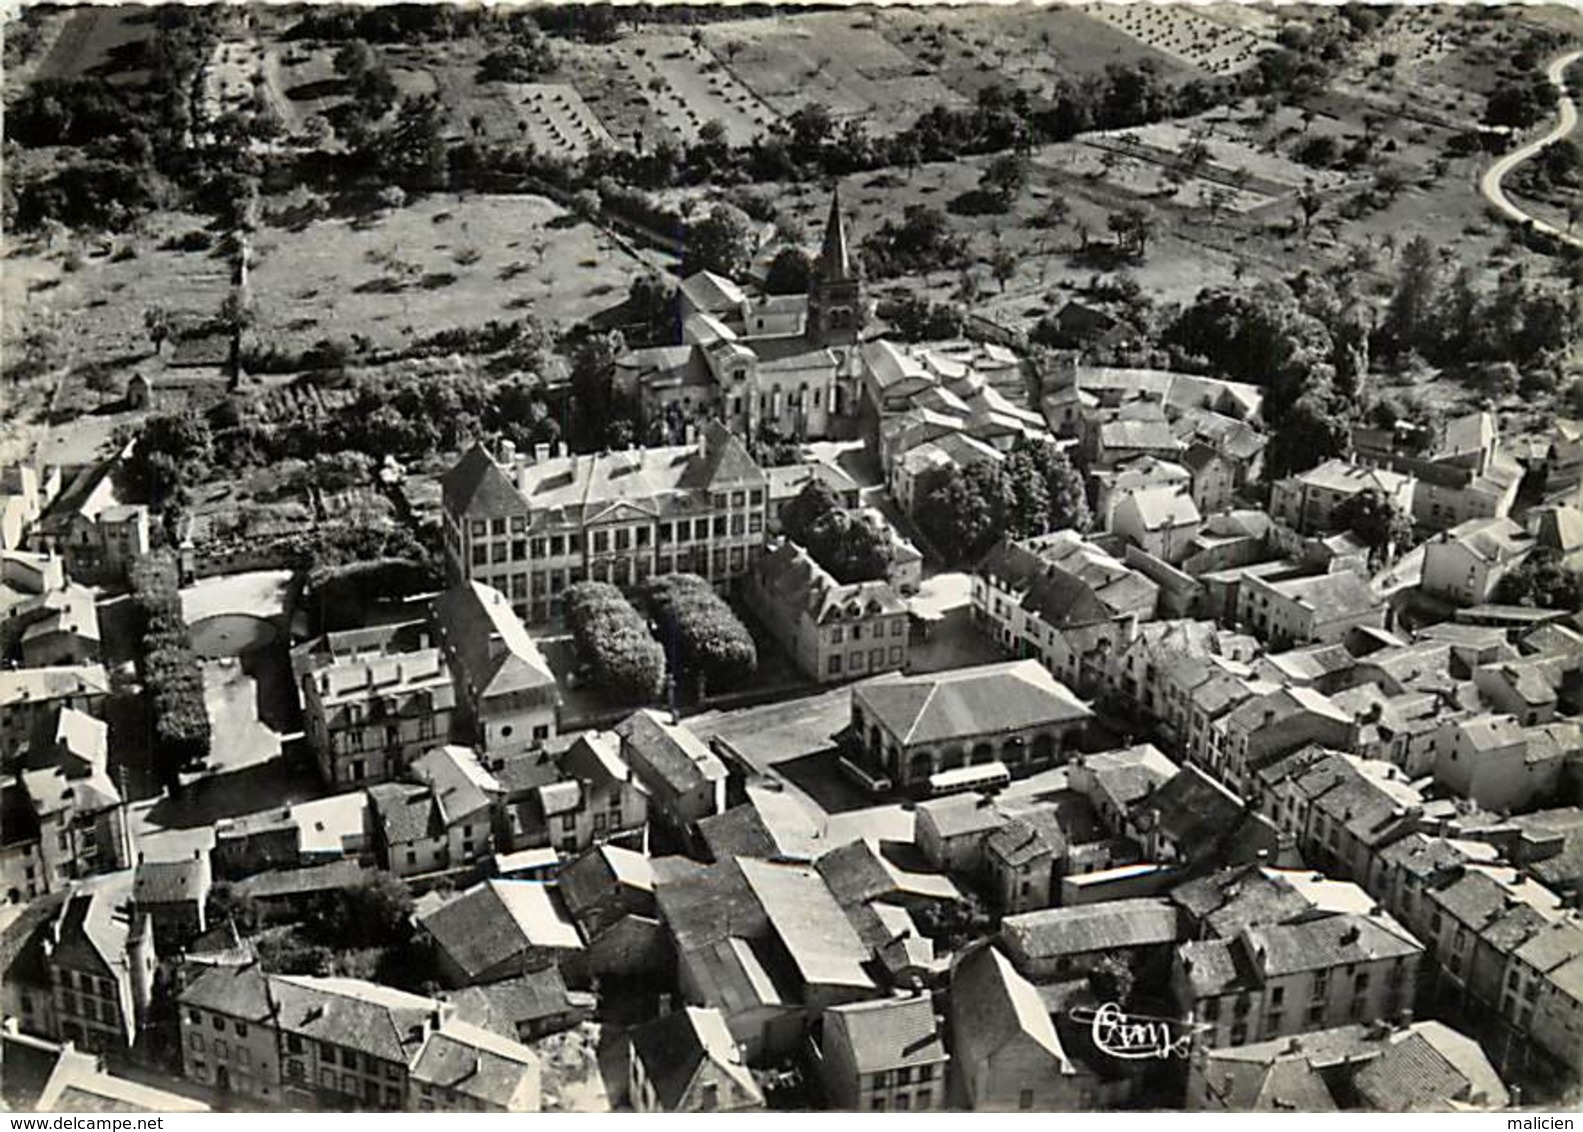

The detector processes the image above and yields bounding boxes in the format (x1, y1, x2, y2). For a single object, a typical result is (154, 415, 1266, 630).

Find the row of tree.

(128, 550, 211, 790)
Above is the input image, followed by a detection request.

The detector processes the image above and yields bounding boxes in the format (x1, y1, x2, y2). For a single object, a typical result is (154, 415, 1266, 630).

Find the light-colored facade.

(745, 540, 909, 684)
(440, 424, 769, 625)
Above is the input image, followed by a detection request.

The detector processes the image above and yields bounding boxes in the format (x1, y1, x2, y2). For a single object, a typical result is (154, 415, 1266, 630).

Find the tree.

(1087, 953, 1137, 1007)
(682, 203, 756, 279)
(979, 153, 1029, 206)
(989, 247, 1017, 293)
(804, 508, 895, 584)
(1380, 235, 1440, 357)
(786, 102, 833, 163)
(564, 582, 667, 703)
(332, 38, 373, 80)
(780, 478, 843, 546)
(763, 247, 814, 295)
(1334, 488, 1412, 564)
(1492, 548, 1582, 611)
(568, 330, 632, 450)
(646, 574, 757, 696)
(1107, 205, 1155, 260)
(1297, 179, 1324, 236)
(143, 305, 170, 356)
(306, 872, 414, 948)
(626, 274, 676, 344)
(916, 460, 1007, 565)
(1014, 436, 1091, 534)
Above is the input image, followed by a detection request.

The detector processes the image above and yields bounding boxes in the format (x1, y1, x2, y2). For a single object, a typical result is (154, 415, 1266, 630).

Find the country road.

(1478, 49, 1583, 250)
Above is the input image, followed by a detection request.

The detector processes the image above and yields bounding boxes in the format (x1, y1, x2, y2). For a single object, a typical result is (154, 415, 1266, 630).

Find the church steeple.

(807, 187, 863, 346)
(817, 186, 853, 284)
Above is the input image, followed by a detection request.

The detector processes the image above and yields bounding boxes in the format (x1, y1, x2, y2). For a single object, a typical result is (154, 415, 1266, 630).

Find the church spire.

(817, 186, 852, 283)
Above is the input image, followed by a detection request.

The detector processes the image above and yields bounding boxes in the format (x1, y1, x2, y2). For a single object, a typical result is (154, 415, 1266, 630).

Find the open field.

(32, 3, 153, 85)
(701, 13, 961, 136)
(877, 5, 1204, 105)
(1080, 1, 1274, 77)
(248, 192, 656, 353)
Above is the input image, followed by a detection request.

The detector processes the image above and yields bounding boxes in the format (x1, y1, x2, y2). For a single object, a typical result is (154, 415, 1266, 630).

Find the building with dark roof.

(417, 878, 585, 988)
(1172, 907, 1423, 1049)
(42, 874, 155, 1056)
(745, 539, 909, 685)
(848, 659, 1092, 790)
(431, 582, 558, 753)
(614, 709, 728, 830)
(999, 898, 1180, 981)
(813, 993, 948, 1110)
(974, 531, 1159, 698)
(440, 422, 771, 625)
(178, 966, 542, 1111)
(627, 1005, 763, 1112)
(131, 848, 211, 949)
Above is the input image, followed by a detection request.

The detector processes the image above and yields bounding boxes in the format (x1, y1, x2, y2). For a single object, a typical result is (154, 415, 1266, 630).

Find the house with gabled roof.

(42, 873, 155, 1057)
(627, 1005, 764, 1112)
(948, 944, 1100, 1110)
(431, 581, 558, 753)
(614, 709, 728, 833)
(178, 966, 542, 1111)
(745, 539, 909, 685)
(974, 531, 1159, 697)
(813, 992, 948, 1111)
(420, 877, 584, 989)
(999, 898, 1180, 981)
(1172, 907, 1423, 1049)
(492, 729, 648, 858)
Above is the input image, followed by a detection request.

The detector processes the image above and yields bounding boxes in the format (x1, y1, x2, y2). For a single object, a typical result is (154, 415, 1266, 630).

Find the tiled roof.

(418, 880, 583, 980)
(449, 966, 581, 1039)
(984, 807, 1067, 869)
(615, 709, 728, 796)
(408, 1021, 539, 1109)
(431, 583, 556, 708)
(1133, 765, 1245, 849)
(1001, 898, 1179, 961)
(823, 994, 945, 1073)
(628, 1006, 761, 1111)
(411, 744, 500, 826)
(949, 945, 1071, 1067)
(853, 659, 1091, 747)
(1244, 911, 1421, 977)
(368, 783, 442, 845)
(133, 856, 209, 907)
(737, 858, 875, 990)
(1353, 1023, 1508, 1111)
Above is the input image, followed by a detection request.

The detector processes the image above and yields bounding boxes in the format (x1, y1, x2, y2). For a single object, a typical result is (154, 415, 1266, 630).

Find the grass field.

(1080, 1, 1274, 78)
(702, 12, 963, 136)
(248, 192, 655, 353)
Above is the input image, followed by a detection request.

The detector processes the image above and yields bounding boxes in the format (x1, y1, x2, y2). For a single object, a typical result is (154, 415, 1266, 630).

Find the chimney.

(534, 443, 551, 465)
(657, 992, 673, 1017)
(500, 439, 518, 466)
(517, 462, 531, 492)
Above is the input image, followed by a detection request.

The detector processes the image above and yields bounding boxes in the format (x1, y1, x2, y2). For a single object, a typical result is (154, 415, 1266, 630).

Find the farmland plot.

(247, 193, 652, 353)
(612, 33, 773, 146)
(1082, 2, 1274, 77)
(880, 5, 1205, 104)
(446, 78, 613, 157)
(702, 13, 963, 135)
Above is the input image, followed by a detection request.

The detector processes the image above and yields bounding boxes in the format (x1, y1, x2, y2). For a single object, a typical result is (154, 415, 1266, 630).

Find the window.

(213, 1014, 226, 1031)
(593, 531, 609, 554)
(871, 1098, 886, 1112)
(189, 1032, 206, 1053)
(188, 1009, 202, 1025)
(896, 1095, 911, 1111)
(897, 1068, 913, 1086)
(828, 656, 842, 675)
(287, 1035, 304, 1055)
(561, 814, 577, 832)
(700, 1083, 719, 1111)
(1019, 1090, 1034, 1111)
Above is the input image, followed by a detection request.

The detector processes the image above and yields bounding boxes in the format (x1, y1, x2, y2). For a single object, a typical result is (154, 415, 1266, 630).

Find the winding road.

(1479, 49, 1583, 250)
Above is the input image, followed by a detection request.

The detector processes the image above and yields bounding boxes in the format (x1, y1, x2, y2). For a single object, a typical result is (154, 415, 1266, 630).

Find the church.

(614, 190, 869, 444)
